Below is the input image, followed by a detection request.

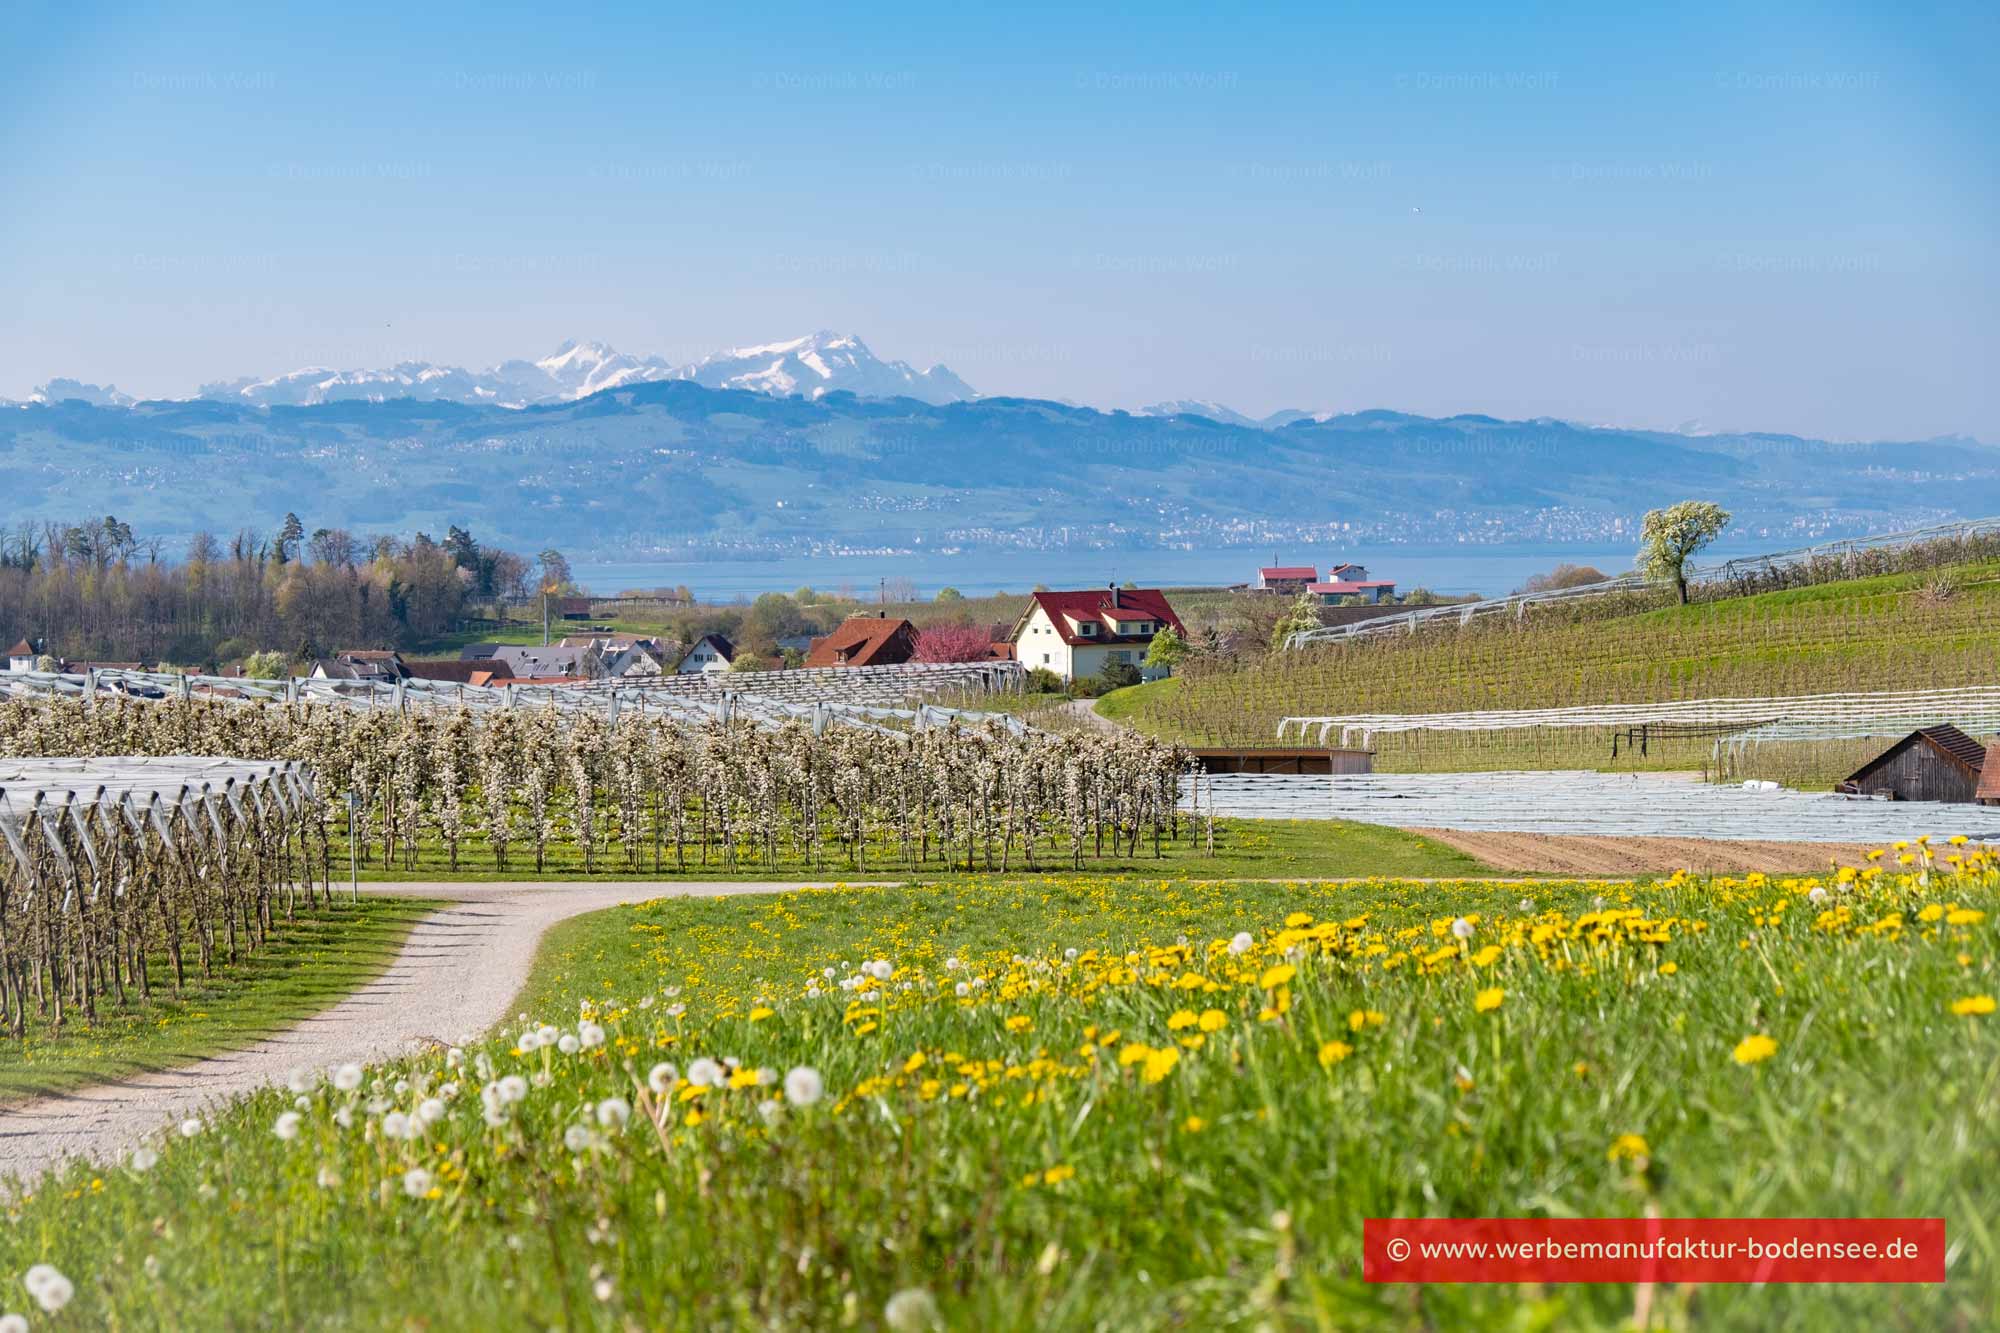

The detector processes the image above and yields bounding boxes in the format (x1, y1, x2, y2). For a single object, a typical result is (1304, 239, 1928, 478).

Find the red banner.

(1363, 1217, 1945, 1284)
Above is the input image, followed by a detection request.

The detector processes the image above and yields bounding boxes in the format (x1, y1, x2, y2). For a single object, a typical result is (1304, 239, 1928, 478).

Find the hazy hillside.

(3, 382, 1995, 558)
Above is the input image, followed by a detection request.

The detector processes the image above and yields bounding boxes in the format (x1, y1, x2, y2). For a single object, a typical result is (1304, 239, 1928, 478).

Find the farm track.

(0, 880, 879, 1190)
(1410, 828, 1874, 875)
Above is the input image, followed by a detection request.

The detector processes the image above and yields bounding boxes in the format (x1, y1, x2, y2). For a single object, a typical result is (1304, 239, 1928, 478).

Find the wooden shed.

(1977, 741, 2000, 806)
(1838, 725, 1989, 802)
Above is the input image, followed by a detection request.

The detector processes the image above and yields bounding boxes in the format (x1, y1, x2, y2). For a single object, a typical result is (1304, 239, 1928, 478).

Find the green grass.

(11, 860, 1997, 1328)
(1131, 560, 2000, 762)
(1094, 677, 1177, 722)
(341, 816, 1495, 883)
(0, 897, 437, 1103)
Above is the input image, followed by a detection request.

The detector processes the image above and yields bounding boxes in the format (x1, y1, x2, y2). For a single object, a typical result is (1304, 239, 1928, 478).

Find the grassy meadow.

(0, 897, 436, 1103)
(5, 847, 1997, 1329)
(340, 815, 1496, 883)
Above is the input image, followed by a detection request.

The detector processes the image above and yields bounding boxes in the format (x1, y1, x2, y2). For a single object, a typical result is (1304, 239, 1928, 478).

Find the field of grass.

(8, 851, 1996, 1328)
(1125, 562, 2000, 779)
(340, 816, 1495, 883)
(0, 897, 435, 1103)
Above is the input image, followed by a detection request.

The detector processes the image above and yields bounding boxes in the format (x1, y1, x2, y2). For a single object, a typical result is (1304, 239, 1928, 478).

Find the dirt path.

(1411, 828, 1875, 875)
(1061, 698, 1123, 732)
(0, 880, 859, 1189)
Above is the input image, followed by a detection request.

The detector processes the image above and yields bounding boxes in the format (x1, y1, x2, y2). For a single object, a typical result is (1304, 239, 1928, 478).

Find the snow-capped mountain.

(1138, 400, 1329, 430)
(181, 332, 974, 409)
(668, 331, 974, 406)
(21, 378, 138, 407)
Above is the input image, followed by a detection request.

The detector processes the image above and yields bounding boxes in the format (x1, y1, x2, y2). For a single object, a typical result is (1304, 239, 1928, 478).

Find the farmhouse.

(675, 634, 735, 675)
(806, 615, 918, 668)
(4, 638, 45, 673)
(1008, 586, 1184, 684)
(310, 650, 409, 683)
(1255, 565, 1318, 594)
(1310, 578, 1397, 605)
(1838, 725, 1991, 802)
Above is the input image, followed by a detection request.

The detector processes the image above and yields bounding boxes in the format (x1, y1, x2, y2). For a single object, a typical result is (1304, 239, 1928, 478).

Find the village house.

(5, 638, 47, 673)
(674, 633, 735, 675)
(1254, 565, 1318, 595)
(1007, 586, 1184, 684)
(806, 614, 918, 668)
(310, 650, 409, 683)
(1310, 577, 1397, 605)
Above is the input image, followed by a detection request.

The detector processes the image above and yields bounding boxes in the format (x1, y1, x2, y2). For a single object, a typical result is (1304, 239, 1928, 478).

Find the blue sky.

(2, 0, 1994, 439)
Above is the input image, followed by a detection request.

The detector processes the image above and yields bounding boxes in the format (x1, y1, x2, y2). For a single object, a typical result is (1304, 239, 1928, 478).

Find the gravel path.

(0, 880, 857, 1189)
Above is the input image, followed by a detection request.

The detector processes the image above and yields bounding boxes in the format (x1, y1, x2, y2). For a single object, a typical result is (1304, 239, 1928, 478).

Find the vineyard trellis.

(0, 693, 1199, 881)
(0, 757, 327, 1038)
(0, 665, 1028, 735)
(1286, 514, 2000, 647)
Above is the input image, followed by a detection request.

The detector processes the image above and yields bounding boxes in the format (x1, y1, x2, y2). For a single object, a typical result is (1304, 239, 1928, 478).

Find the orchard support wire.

(0, 757, 327, 1037)
(0, 693, 1192, 879)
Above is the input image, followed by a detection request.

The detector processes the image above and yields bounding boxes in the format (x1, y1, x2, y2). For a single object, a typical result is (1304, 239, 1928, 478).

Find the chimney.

(1108, 581, 1119, 608)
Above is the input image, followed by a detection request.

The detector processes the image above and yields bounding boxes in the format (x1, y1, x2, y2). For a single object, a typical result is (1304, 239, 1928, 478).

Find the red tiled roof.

(805, 616, 918, 668)
(403, 657, 514, 684)
(1259, 566, 1318, 580)
(1017, 589, 1183, 647)
(5, 639, 34, 657)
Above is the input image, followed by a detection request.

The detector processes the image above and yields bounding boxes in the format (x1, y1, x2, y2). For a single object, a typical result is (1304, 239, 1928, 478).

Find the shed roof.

(1845, 724, 1988, 786)
(1979, 741, 2000, 803)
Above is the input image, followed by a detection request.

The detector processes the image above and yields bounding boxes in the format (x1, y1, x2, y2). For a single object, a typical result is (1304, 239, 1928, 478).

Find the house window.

(1041, 653, 1050, 664)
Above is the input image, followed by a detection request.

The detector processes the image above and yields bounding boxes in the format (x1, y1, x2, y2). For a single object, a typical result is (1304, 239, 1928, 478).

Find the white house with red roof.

(1007, 585, 1184, 684)
(1310, 577, 1397, 604)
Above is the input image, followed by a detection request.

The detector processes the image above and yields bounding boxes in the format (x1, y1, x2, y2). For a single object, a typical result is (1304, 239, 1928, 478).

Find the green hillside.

(1124, 561, 2000, 782)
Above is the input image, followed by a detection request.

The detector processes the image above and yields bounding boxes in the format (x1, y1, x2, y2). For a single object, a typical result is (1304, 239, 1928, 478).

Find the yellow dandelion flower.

(1732, 1034, 1778, 1065)
(1181, 1115, 1207, 1134)
(1198, 1008, 1228, 1032)
(903, 1051, 927, 1073)
(1947, 909, 1987, 925)
(1349, 1009, 1386, 1031)
(1118, 1042, 1152, 1067)
(1950, 995, 1996, 1016)
(1004, 1015, 1033, 1033)
(1658, 961, 1679, 975)
(1919, 904, 1945, 923)
(1474, 987, 1505, 1013)
(748, 1006, 774, 1022)
(1606, 1133, 1649, 1162)
(1140, 1047, 1181, 1084)
(1317, 1040, 1353, 1068)
(1285, 911, 1314, 927)
(1258, 963, 1297, 989)
(1042, 1164, 1075, 1185)
(1167, 1009, 1199, 1031)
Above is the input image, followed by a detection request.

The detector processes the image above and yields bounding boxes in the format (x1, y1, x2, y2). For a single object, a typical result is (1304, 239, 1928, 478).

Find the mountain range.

(19, 332, 978, 412)
(4, 369, 1995, 561)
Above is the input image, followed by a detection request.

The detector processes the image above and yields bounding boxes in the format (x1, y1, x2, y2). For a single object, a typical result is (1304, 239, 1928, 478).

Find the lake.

(571, 544, 1726, 602)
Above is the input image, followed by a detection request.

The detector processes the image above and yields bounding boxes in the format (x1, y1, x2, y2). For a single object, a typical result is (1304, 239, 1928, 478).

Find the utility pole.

(542, 591, 550, 646)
